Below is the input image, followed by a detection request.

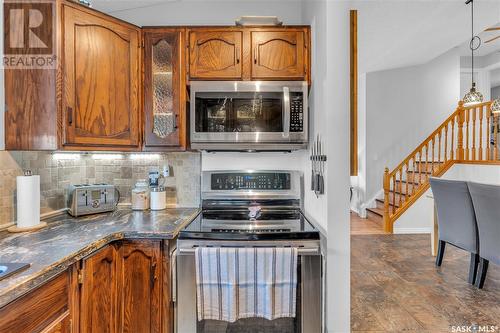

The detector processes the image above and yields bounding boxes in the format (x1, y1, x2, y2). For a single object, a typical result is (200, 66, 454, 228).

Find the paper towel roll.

(16, 174, 41, 228)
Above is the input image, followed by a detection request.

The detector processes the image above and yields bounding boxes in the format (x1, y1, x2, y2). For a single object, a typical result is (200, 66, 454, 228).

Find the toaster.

(68, 184, 119, 217)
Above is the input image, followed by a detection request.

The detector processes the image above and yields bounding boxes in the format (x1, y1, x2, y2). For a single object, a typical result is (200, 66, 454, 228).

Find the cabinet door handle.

(254, 46, 258, 64)
(150, 262, 157, 289)
(235, 46, 240, 64)
(67, 107, 73, 125)
(173, 114, 178, 130)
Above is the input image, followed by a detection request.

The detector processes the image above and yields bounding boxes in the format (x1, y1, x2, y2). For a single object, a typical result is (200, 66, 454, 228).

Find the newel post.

(383, 167, 392, 233)
(456, 101, 465, 161)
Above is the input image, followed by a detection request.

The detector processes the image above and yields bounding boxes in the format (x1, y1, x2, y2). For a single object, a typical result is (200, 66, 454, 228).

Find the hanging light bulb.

(462, 0, 484, 106)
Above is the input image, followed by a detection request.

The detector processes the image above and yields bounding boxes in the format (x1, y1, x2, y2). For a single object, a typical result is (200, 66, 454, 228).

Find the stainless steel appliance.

(67, 184, 119, 217)
(190, 81, 308, 151)
(175, 170, 322, 333)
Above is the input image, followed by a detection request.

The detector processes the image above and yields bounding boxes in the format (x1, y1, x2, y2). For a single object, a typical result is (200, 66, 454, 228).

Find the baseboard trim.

(393, 227, 431, 234)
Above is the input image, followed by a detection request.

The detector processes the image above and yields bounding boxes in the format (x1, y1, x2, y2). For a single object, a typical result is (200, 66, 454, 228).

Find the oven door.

(190, 81, 308, 149)
(174, 240, 322, 333)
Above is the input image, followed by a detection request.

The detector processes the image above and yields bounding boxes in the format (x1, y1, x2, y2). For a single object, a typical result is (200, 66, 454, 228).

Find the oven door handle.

(171, 248, 177, 303)
(283, 86, 290, 138)
(177, 246, 320, 256)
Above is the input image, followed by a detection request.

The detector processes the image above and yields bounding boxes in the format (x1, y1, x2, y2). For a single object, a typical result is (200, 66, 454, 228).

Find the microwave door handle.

(283, 86, 290, 138)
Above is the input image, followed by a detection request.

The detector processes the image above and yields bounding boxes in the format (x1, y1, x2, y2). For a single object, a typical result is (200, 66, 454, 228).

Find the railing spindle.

(431, 138, 435, 174)
(479, 106, 483, 160)
(451, 116, 455, 160)
(465, 108, 470, 160)
(398, 169, 403, 207)
(472, 108, 476, 160)
(493, 114, 498, 161)
(444, 124, 448, 162)
(405, 161, 409, 199)
(392, 174, 396, 214)
(425, 144, 429, 182)
(438, 129, 442, 165)
(487, 107, 492, 160)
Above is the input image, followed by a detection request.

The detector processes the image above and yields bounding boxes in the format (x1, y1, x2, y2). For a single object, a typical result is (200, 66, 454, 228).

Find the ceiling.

(89, 0, 500, 73)
(354, 0, 500, 73)
(458, 22, 500, 57)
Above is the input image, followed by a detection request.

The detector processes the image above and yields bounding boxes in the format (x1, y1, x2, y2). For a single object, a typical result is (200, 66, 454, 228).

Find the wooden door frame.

(350, 10, 358, 176)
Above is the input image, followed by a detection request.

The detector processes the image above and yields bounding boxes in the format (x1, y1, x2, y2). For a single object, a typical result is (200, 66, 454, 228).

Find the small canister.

(131, 180, 150, 210)
(150, 186, 167, 210)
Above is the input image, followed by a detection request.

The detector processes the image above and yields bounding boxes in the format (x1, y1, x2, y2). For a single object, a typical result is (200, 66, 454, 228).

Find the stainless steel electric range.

(175, 170, 322, 333)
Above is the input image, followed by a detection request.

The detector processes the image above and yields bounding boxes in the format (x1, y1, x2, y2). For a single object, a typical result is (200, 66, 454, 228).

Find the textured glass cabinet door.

(143, 30, 184, 149)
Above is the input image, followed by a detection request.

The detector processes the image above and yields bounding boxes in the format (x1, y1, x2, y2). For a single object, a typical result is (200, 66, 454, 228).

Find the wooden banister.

(383, 100, 496, 231)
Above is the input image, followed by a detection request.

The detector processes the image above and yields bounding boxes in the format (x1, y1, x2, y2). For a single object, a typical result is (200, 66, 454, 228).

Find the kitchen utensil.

(315, 135, 321, 193)
(318, 136, 325, 194)
(311, 141, 316, 191)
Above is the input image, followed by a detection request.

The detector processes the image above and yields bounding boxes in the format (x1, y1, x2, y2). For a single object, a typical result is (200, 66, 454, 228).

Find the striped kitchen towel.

(195, 247, 298, 323)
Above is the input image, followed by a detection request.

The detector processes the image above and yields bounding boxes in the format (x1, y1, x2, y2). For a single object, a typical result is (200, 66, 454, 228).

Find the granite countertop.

(0, 207, 200, 308)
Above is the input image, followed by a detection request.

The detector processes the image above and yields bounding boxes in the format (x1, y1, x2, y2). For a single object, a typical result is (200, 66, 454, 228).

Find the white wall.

(492, 85, 500, 99)
(442, 163, 500, 184)
(103, 0, 303, 26)
(324, 1, 351, 332)
(360, 48, 461, 208)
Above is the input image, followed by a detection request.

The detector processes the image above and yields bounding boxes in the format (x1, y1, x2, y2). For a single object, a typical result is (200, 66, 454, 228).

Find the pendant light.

(463, 0, 484, 106)
(492, 98, 500, 113)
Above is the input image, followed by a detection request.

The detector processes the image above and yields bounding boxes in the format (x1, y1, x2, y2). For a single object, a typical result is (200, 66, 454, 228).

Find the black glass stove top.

(179, 209, 319, 241)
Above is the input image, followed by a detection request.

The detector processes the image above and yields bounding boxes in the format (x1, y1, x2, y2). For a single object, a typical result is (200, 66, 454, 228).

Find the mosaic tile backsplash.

(0, 151, 201, 229)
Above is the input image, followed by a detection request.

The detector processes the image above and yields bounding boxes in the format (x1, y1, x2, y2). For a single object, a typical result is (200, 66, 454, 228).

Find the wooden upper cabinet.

(251, 30, 306, 80)
(143, 29, 187, 150)
(189, 30, 243, 79)
(117, 240, 162, 333)
(80, 244, 120, 333)
(62, 5, 141, 149)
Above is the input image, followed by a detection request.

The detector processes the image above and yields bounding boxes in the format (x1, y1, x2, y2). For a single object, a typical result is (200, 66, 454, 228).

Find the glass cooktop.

(179, 209, 319, 241)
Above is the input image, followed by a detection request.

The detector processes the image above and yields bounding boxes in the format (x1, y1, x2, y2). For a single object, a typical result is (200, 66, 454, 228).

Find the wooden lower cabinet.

(79, 240, 169, 333)
(117, 240, 162, 333)
(0, 270, 75, 333)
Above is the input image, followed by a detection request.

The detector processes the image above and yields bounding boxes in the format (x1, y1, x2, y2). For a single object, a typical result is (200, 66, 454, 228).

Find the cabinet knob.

(174, 114, 178, 130)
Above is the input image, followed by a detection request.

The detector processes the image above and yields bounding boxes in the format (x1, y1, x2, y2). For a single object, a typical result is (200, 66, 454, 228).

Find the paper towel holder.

(7, 170, 47, 233)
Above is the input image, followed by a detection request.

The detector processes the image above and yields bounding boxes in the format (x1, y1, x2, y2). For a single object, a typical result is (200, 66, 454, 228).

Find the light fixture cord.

(471, 0, 474, 87)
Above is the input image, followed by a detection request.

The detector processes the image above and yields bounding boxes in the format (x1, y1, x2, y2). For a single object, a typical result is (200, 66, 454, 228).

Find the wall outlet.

(162, 164, 170, 177)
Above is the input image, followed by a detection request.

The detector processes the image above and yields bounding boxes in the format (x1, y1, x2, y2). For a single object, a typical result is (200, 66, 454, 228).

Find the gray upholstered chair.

(429, 178, 479, 284)
(467, 181, 500, 289)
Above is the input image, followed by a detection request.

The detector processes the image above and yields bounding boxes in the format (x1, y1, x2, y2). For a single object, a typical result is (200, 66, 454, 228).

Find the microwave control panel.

(290, 92, 304, 132)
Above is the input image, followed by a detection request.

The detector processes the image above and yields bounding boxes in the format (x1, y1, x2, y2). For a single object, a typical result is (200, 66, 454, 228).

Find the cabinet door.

(62, 5, 141, 149)
(143, 30, 186, 150)
(251, 30, 306, 80)
(80, 245, 119, 333)
(117, 240, 162, 333)
(189, 30, 243, 79)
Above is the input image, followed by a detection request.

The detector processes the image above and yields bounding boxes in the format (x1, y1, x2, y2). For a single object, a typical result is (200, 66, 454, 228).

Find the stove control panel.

(211, 172, 291, 190)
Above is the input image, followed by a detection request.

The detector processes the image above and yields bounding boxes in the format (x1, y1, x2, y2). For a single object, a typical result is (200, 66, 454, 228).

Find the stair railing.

(383, 100, 496, 232)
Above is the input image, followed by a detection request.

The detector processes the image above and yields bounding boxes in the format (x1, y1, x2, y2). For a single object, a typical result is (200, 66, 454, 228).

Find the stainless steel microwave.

(190, 81, 308, 151)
